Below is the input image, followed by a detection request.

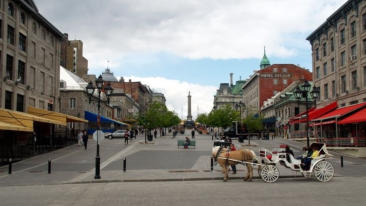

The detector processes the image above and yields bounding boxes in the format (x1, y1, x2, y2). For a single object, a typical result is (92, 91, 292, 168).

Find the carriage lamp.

(86, 75, 113, 179)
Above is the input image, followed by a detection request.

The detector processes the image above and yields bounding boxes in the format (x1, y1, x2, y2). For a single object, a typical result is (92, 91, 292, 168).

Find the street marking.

(68, 142, 138, 183)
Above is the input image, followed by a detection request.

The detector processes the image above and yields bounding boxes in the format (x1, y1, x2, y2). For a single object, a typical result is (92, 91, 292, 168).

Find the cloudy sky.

(34, 0, 346, 119)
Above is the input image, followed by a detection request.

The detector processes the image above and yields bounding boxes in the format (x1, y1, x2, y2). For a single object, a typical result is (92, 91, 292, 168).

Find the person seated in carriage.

(300, 145, 320, 170)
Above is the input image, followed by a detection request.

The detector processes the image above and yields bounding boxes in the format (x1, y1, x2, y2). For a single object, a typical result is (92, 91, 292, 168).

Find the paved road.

(1, 176, 365, 206)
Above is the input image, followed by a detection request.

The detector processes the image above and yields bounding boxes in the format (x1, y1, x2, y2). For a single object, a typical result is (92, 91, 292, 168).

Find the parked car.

(104, 132, 112, 139)
(110, 130, 128, 139)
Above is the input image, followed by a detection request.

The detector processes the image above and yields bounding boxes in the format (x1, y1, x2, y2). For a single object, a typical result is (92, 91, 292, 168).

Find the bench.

(177, 140, 196, 149)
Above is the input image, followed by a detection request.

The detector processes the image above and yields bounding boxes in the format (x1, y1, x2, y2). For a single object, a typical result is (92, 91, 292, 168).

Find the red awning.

(313, 102, 366, 122)
(289, 107, 315, 124)
(289, 102, 337, 124)
(338, 107, 366, 124)
(313, 120, 336, 126)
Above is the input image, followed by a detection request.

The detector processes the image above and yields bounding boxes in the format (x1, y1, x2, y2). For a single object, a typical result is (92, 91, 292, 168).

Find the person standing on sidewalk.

(191, 129, 195, 139)
(78, 130, 83, 146)
(154, 129, 157, 138)
(82, 130, 88, 150)
(124, 130, 129, 144)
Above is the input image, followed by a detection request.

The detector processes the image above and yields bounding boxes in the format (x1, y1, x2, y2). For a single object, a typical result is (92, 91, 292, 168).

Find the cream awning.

(27, 106, 88, 125)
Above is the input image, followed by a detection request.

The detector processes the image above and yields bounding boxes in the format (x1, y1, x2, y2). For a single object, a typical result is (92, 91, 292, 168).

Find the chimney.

(230, 73, 233, 87)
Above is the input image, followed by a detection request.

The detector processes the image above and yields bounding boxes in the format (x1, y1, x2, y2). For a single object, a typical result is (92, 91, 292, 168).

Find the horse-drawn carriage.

(212, 142, 334, 183)
(258, 143, 334, 183)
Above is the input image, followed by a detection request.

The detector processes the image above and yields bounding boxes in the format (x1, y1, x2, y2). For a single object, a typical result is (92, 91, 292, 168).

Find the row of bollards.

(7, 158, 52, 174)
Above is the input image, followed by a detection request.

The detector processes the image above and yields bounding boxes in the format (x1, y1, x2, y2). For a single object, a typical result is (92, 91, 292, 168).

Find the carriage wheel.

(260, 165, 280, 183)
(313, 160, 334, 182)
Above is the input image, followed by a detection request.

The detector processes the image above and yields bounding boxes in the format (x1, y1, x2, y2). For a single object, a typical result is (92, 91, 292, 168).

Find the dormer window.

(20, 12, 26, 25)
(8, 3, 14, 17)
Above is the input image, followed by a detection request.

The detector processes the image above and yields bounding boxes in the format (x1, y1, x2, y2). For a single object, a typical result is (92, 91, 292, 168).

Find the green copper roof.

(260, 47, 271, 69)
(231, 80, 246, 95)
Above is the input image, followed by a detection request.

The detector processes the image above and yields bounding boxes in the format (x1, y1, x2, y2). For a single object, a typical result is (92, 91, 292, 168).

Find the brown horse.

(212, 146, 259, 182)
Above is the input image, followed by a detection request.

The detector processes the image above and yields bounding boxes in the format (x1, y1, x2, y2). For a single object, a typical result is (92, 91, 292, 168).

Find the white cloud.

(122, 76, 217, 119)
(34, 0, 346, 70)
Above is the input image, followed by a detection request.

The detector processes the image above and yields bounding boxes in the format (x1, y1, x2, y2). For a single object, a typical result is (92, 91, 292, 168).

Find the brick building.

(242, 52, 312, 115)
(0, 0, 64, 112)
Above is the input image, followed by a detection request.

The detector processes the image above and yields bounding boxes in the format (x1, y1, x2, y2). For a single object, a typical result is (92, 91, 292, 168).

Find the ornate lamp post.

(294, 80, 319, 148)
(86, 75, 113, 179)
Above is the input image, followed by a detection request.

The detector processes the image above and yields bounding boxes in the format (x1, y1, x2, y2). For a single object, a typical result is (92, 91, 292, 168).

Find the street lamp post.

(294, 80, 319, 148)
(86, 75, 113, 179)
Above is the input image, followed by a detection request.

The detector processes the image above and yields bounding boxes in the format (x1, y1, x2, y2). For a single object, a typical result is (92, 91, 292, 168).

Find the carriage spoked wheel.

(260, 165, 280, 183)
(313, 160, 334, 182)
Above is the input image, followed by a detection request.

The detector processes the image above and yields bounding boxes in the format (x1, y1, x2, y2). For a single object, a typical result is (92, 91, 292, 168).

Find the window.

(32, 22, 37, 34)
(19, 33, 26, 51)
(48, 103, 53, 111)
(29, 98, 35, 107)
(273, 68, 278, 72)
(5, 91, 12, 109)
(273, 79, 278, 85)
(42, 29, 46, 40)
(315, 48, 319, 61)
(0, 19, 2, 39)
(341, 51, 346, 66)
(41, 48, 46, 64)
(332, 80, 336, 98)
(352, 70, 357, 90)
(295, 107, 299, 115)
(7, 25, 15, 45)
(283, 79, 288, 85)
(363, 13, 366, 31)
(340, 29, 345, 44)
(30, 67, 36, 89)
(16, 94, 24, 112)
(350, 100, 359, 105)
(341, 75, 346, 93)
(364, 67, 366, 88)
(49, 76, 54, 95)
(70, 98, 76, 109)
(6, 54, 13, 80)
(40, 71, 45, 93)
(8, 3, 14, 17)
(323, 43, 327, 56)
(282, 68, 287, 73)
(20, 12, 26, 25)
(17, 60, 25, 84)
(316, 66, 320, 79)
(351, 21, 356, 37)
(324, 83, 328, 99)
(323, 62, 327, 76)
(363, 39, 366, 55)
(330, 37, 334, 51)
(49, 53, 54, 68)
(351, 45, 357, 58)
(295, 124, 299, 131)
(39, 100, 45, 109)
(331, 58, 335, 72)
(32, 41, 36, 58)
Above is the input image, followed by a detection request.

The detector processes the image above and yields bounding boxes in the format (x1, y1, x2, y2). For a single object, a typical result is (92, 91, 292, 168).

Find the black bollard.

(210, 157, 213, 171)
(8, 158, 12, 174)
(341, 156, 344, 168)
(123, 158, 126, 172)
(48, 159, 51, 174)
(212, 135, 213, 140)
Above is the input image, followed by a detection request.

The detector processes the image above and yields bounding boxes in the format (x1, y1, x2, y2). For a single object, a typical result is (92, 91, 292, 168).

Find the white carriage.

(258, 143, 334, 183)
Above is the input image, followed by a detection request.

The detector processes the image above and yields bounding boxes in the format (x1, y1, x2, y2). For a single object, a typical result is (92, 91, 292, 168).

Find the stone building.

(111, 79, 152, 113)
(109, 88, 139, 122)
(242, 52, 312, 116)
(59, 66, 114, 131)
(213, 73, 245, 110)
(0, 0, 64, 112)
(152, 92, 166, 105)
(307, 0, 366, 108)
(60, 34, 88, 79)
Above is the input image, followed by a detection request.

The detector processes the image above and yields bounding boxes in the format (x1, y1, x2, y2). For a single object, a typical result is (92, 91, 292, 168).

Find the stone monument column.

(187, 91, 192, 121)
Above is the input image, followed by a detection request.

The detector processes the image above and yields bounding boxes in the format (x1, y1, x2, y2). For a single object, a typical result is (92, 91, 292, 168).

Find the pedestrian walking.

(191, 130, 195, 139)
(78, 130, 83, 146)
(82, 130, 88, 150)
(124, 130, 129, 144)
(130, 130, 134, 139)
(154, 129, 157, 138)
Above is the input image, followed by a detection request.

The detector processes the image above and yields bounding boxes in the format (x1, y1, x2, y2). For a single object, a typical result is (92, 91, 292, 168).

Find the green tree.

(207, 105, 239, 128)
(137, 101, 180, 129)
(243, 114, 263, 132)
(195, 113, 208, 125)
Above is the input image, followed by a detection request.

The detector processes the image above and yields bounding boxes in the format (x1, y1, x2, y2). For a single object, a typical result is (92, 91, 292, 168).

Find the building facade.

(0, 0, 64, 112)
(152, 92, 166, 105)
(213, 73, 246, 110)
(307, 0, 366, 108)
(60, 35, 88, 79)
(242, 61, 312, 115)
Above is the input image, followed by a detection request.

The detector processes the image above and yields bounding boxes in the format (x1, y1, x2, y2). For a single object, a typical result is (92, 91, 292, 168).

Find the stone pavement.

(0, 131, 352, 186)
